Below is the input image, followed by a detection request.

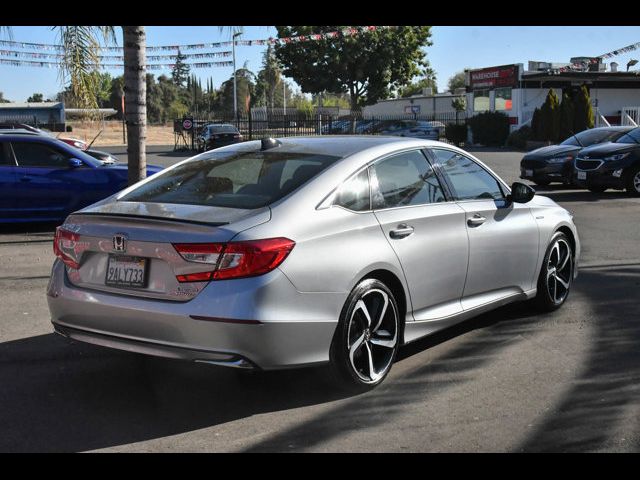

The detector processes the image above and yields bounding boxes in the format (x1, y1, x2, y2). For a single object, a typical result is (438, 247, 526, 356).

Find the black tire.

(624, 165, 640, 197)
(326, 278, 400, 392)
(588, 185, 607, 194)
(534, 231, 574, 312)
(534, 179, 550, 187)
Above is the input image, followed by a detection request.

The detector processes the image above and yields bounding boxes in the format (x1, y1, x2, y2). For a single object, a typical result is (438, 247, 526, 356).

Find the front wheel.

(534, 179, 550, 187)
(534, 232, 574, 312)
(327, 279, 400, 392)
(588, 186, 607, 194)
(625, 165, 640, 197)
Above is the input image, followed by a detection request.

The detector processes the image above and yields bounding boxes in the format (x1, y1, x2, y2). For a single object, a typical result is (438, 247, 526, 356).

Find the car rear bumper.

(47, 260, 344, 370)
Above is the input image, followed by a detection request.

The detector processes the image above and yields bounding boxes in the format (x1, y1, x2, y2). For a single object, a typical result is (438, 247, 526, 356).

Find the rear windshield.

(210, 125, 238, 134)
(120, 150, 341, 209)
(561, 129, 629, 147)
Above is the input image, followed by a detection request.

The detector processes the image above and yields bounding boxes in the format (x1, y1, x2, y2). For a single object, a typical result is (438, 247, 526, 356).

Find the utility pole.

(283, 80, 286, 115)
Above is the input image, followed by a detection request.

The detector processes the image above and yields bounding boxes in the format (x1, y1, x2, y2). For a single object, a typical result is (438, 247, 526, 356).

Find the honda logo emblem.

(113, 234, 127, 252)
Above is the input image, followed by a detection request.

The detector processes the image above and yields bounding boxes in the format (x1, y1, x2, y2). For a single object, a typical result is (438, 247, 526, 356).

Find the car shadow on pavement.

(2, 265, 638, 452)
(0, 331, 354, 452)
(535, 189, 631, 203)
(0, 296, 541, 452)
(517, 264, 640, 452)
(240, 265, 640, 452)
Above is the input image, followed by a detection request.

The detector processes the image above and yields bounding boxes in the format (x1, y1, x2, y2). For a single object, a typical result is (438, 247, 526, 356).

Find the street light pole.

(283, 80, 286, 115)
(232, 32, 241, 121)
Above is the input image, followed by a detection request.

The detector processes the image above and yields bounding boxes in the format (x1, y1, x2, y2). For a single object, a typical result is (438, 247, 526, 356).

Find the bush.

(66, 125, 73, 132)
(531, 107, 541, 140)
(506, 125, 532, 150)
(445, 123, 467, 146)
(467, 111, 510, 146)
(540, 89, 561, 141)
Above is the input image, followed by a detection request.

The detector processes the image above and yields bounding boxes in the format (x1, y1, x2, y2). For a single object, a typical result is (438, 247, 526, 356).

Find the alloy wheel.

(633, 171, 640, 193)
(346, 288, 398, 384)
(546, 238, 573, 305)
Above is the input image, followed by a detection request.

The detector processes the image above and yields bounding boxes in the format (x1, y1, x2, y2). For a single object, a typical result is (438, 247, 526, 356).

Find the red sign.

(470, 64, 519, 89)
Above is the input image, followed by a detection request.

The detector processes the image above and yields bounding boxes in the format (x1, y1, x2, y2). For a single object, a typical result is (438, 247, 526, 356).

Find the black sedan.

(520, 126, 633, 186)
(197, 124, 243, 152)
(572, 127, 640, 195)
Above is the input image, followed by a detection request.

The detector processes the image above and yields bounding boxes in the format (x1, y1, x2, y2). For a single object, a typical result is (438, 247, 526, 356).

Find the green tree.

(398, 69, 438, 98)
(255, 44, 283, 109)
(573, 85, 594, 133)
(171, 49, 190, 88)
(274, 26, 433, 112)
(27, 93, 44, 102)
(218, 68, 256, 115)
(540, 89, 561, 141)
(447, 71, 466, 93)
(558, 91, 575, 140)
(0, 91, 9, 103)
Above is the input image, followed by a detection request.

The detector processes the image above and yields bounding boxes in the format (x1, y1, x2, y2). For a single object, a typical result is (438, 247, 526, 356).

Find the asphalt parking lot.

(1, 145, 639, 452)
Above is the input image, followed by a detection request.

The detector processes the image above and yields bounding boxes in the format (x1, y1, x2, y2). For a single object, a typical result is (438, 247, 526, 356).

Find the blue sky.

(1, 26, 639, 102)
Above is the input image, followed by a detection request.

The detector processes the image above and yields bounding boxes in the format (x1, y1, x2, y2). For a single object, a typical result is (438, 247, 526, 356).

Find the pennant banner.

(0, 49, 232, 61)
(0, 26, 396, 52)
(0, 58, 234, 69)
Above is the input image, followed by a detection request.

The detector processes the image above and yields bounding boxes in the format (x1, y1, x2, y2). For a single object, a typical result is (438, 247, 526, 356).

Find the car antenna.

(261, 137, 281, 150)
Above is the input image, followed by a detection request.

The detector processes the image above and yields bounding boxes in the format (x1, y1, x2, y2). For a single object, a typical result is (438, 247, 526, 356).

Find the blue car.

(0, 132, 163, 223)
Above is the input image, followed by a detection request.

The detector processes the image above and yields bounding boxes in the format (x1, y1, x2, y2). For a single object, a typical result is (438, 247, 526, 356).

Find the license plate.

(525, 169, 533, 177)
(105, 255, 148, 288)
(577, 171, 587, 180)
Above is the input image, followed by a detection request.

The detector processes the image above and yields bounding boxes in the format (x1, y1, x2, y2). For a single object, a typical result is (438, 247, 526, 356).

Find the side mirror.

(508, 182, 535, 204)
(68, 158, 84, 168)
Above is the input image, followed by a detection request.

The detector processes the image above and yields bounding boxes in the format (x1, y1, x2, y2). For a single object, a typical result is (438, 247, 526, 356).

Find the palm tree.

(2, 26, 241, 186)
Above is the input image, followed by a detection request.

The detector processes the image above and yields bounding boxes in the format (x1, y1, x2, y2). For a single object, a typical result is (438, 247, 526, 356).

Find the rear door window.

(121, 150, 340, 209)
(370, 150, 446, 209)
(0, 142, 12, 165)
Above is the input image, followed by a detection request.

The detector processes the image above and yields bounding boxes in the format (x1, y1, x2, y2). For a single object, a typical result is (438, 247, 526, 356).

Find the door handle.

(467, 214, 486, 227)
(390, 224, 415, 239)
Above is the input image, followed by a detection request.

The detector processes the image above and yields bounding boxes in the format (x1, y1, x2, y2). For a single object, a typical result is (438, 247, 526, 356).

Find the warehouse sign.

(470, 64, 519, 89)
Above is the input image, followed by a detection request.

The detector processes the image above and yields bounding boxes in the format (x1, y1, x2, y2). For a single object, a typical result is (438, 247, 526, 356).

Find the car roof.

(209, 135, 454, 158)
(591, 126, 635, 132)
(0, 129, 41, 136)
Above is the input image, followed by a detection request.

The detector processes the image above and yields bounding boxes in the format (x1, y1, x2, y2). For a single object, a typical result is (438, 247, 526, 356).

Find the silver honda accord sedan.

(47, 136, 580, 390)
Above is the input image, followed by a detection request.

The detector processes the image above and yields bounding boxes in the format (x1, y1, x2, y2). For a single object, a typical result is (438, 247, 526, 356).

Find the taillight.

(173, 238, 295, 282)
(53, 227, 81, 269)
(233, 134, 241, 138)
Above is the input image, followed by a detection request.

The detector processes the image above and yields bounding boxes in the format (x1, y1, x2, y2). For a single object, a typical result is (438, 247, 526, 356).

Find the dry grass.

(65, 121, 175, 146)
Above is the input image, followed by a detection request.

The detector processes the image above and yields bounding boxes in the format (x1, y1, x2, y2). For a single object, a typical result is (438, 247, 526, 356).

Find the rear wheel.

(327, 279, 400, 392)
(625, 165, 640, 197)
(533, 179, 550, 187)
(588, 185, 607, 194)
(534, 232, 574, 312)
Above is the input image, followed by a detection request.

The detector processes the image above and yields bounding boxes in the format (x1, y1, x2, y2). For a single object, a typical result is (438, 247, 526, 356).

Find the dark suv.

(572, 127, 640, 195)
(197, 124, 243, 152)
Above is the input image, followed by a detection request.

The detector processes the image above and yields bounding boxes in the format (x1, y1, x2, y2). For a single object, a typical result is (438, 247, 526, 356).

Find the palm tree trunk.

(123, 26, 147, 186)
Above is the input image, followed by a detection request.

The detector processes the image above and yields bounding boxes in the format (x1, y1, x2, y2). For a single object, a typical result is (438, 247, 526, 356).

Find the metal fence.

(175, 111, 468, 151)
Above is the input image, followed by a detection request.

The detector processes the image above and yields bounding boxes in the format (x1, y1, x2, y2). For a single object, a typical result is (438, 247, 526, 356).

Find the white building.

(362, 89, 465, 117)
(465, 61, 640, 131)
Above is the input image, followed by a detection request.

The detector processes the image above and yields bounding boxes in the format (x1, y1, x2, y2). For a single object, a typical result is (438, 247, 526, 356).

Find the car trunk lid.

(57, 201, 270, 301)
